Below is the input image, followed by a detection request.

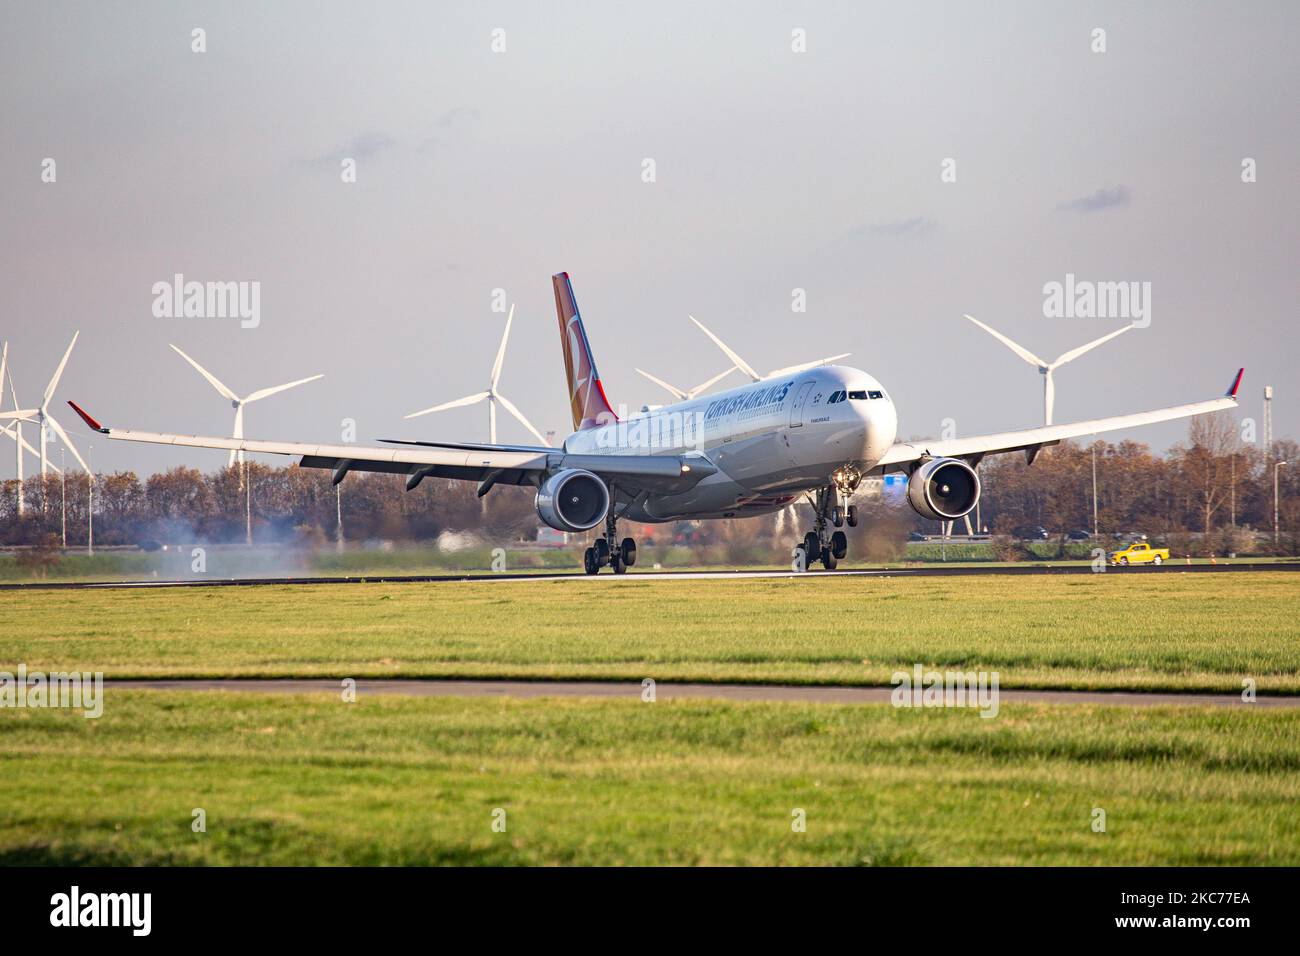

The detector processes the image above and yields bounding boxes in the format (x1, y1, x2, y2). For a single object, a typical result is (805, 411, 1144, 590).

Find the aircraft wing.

(874, 369, 1243, 472)
(66, 402, 716, 496)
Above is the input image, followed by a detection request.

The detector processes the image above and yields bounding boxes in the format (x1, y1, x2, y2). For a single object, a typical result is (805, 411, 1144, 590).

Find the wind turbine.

(0, 333, 88, 478)
(170, 344, 323, 466)
(963, 315, 1133, 425)
(404, 305, 548, 445)
(634, 365, 738, 403)
(1, 344, 60, 516)
(688, 315, 850, 382)
(1, 350, 56, 467)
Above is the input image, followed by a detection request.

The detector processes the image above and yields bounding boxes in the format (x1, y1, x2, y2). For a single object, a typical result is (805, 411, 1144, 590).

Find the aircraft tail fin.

(552, 272, 617, 431)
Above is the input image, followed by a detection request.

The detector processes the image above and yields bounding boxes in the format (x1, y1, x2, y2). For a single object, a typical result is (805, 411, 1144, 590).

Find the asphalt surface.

(106, 678, 1300, 708)
(4, 561, 1297, 591)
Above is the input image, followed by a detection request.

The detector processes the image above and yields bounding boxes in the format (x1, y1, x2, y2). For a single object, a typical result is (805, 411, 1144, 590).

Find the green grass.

(1, 692, 1296, 865)
(2, 573, 1297, 691)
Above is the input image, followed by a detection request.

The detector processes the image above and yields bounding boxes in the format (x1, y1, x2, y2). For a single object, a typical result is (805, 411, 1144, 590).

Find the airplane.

(68, 272, 1244, 574)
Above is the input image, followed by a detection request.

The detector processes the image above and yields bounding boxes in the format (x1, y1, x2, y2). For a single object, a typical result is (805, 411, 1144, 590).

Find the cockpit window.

(827, 390, 846, 404)
(868, 390, 883, 400)
(849, 390, 867, 400)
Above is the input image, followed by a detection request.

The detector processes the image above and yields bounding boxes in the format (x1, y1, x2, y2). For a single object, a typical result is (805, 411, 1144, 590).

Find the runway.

(106, 678, 1300, 708)
(4, 560, 1297, 591)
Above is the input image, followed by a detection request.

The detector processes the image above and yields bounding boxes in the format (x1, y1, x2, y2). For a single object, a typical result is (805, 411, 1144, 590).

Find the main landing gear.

(794, 468, 861, 571)
(583, 508, 637, 575)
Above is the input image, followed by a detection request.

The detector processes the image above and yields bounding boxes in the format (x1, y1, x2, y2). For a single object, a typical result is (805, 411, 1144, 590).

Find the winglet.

(1227, 368, 1244, 399)
(67, 400, 108, 433)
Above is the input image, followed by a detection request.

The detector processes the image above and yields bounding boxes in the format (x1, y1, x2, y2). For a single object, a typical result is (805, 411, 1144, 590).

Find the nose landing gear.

(794, 470, 861, 571)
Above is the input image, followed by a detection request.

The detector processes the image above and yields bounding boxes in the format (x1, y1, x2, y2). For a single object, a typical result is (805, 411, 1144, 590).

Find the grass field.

(2, 692, 1297, 865)
(4, 573, 1298, 867)
(2, 573, 1297, 691)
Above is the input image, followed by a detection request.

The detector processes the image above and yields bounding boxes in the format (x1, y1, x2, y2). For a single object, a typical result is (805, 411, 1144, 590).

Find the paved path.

(6, 561, 1296, 591)
(106, 678, 1300, 708)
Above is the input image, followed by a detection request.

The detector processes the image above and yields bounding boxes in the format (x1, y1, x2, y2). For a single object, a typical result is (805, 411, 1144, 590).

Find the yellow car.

(1108, 542, 1169, 566)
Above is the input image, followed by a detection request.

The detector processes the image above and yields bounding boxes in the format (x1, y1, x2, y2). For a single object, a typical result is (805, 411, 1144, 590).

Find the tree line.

(1, 413, 1296, 555)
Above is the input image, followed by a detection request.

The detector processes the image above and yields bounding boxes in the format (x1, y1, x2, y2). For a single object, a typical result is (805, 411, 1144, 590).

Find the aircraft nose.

(858, 397, 897, 463)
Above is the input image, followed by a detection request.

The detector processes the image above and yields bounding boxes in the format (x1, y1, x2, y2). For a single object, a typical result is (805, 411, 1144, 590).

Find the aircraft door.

(788, 381, 815, 427)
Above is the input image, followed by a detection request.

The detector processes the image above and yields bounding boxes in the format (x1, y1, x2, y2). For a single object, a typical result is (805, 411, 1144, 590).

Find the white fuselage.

(563, 366, 898, 521)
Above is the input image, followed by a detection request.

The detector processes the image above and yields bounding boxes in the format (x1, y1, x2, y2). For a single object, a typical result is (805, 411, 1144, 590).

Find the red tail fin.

(552, 272, 616, 431)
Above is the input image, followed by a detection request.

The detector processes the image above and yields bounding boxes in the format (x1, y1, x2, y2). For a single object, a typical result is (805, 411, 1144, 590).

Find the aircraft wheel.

(611, 552, 627, 574)
(594, 538, 610, 565)
(821, 546, 838, 570)
(831, 530, 848, 560)
(846, 505, 858, 528)
(831, 507, 844, 528)
(620, 537, 637, 567)
(583, 547, 600, 575)
(803, 532, 820, 557)
(794, 544, 809, 572)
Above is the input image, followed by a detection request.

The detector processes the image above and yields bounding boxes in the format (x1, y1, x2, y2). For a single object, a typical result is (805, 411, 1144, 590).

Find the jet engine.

(535, 469, 611, 533)
(906, 457, 981, 521)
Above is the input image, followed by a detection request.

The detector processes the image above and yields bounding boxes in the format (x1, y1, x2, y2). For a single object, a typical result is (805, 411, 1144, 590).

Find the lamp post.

(1230, 453, 1236, 528)
(87, 444, 93, 557)
(335, 483, 344, 552)
(1091, 443, 1099, 537)
(1275, 461, 1288, 546)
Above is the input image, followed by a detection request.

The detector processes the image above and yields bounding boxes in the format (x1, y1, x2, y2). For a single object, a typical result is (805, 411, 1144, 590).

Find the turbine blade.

(963, 315, 1048, 368)
(243, 374, 324, 403)
(404, 391, 491, 419)
(634, 368, 688, 402)
(0, 409, 40, 422)
(0, 423, 57, 471)
(686, 366, 740, 399)
(0, 343, 7, 406)
(689, 315, 761, 381)
(21, 430, 54, 469)
(494, 392, 549, 446)
(489, 304, 514, 389)
(1050, 324, 1134, 368)
(170, 344, 240, 402)
(46, 414, 90, 472)
(768, 354, 851, 378)
(42, 331, 80, 408)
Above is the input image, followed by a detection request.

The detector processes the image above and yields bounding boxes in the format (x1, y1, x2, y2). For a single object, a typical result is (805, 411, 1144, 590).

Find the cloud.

(299, 131, 396, 170)
(1057, 185, 1131, 213)
(843, 217, 939, 240)
(435, 107, 480, 129)
(420, 108, 481, 152)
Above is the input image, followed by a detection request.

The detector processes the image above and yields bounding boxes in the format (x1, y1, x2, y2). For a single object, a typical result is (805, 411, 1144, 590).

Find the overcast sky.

(2, 1, 1296, 475)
